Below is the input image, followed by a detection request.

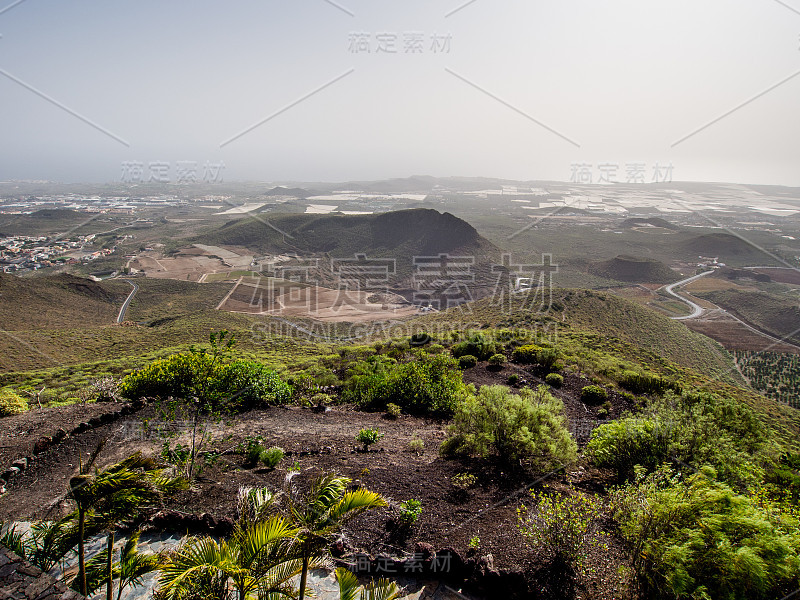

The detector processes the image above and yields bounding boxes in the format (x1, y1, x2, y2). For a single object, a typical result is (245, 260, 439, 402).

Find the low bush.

(512, 345, 559, 370)
(398, 499, 422, 526)
(451, 473, 477, 489)
(538, 348, 559, 371)
(210, 360, 292, 410)
(507, 374, 521, 386)
(343, 354, 468, 417)
(588, 388, 770, 486)
(545, 373, 564, 388)
(259, 446, 284, 469)
(409, 437, 424, 456)
(441, 385, 577, 470)
(586, 418, 671, 482)
(385, 403, 402, 419)
(458, 355, 478, 369)
(581, 385, 608, 405)
(120, 354, 291, 412)
(517, 490, 602, 571)
(85, 376, 122, 403)
(356, 427, 383, 452)
(512, 344, 542, 364)
(0, 389, 28, 417)
(451, 333, 499, 361)
(618, 370, 676, 396)
(488, 354, 507, 369)
(613, 467, 800, 600)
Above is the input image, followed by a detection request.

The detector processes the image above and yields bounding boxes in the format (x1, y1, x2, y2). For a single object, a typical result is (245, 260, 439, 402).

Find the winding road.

(117, 279, 139, 323)
(661, 271, 714, 320)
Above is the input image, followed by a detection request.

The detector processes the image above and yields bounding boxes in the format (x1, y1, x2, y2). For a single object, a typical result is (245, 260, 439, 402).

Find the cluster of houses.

(0, 235, 111, 273)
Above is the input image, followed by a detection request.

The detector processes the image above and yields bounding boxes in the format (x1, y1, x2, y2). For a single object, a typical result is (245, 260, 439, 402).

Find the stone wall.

(0, 544, 84, 600)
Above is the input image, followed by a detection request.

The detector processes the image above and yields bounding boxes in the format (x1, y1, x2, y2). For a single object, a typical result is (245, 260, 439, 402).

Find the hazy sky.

(0, 0, 798, 186)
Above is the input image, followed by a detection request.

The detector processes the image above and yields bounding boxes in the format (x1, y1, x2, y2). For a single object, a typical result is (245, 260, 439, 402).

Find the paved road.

(117, 279, 139, 323)
(661, 271, 714, 320)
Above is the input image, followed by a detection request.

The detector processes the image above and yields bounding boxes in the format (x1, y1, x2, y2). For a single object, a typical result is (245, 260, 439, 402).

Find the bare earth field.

(220, 278, 420, 322)
(129, 245, 255, 282)
(684, 310, 800, 354)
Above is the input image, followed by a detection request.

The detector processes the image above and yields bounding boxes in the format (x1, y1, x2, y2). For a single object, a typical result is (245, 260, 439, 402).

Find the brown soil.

(0, 402, 111, 469)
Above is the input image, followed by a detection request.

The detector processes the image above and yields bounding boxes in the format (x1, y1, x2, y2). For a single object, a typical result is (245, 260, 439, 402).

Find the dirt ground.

(221, 278, 420, 323)
(685, 313, 800, 354)
(0, 402, 111, 469)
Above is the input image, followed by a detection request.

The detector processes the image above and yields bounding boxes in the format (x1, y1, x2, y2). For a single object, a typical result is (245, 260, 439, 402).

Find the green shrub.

(581, 385, 608, 405)
(343, 354, 467, 417)
(385, 403, 402, 419)
(613, 467, 800, 600)
(458, 355, 478, 369)
(259, 446, 284, 469)
(311, 393, 333, 406)
(211, 360, 292, 410)
(451, 333, 499, 361)
(512, 345, 559, 370)
(517, 490, 602, 570)
(242, 438, 265, 467)
(507, 374, 521, 385)
(451, 473, 477, 489)
(0, 389, 28, 416)
(618, 370, 675, 396)
(588, 389, 771, 488)
(512, 344, 542, 364)
(545, 373, 564, 388)
(398, 499, 422, 526)
(409, 437, 424, 456)
(441, 385, 577, 470)
(120, 354, 291, 411)
(538, 348, 559, 371)
(356, 427, 383, 452)
(410, 333, 431, 347)
(120, 352, 209, 401)
(587, 418, 671, 482)
(488, 354, 507, 368)
(426, 344, 446, 355)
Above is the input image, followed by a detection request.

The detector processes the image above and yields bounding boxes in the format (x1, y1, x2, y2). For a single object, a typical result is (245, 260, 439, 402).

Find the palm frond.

(70, 548, 118, 595)
(236, 516, 298, 570)
(362, 577, 401, 600)
(238, 486, 278, 525)
(158, 537, 236, 600)
(326, 489, 387, 526)
(308, 475, 349, 516)
(119, 529, 166, 589)
(0, 522, 28, 559)
(335, 567, 361, 600)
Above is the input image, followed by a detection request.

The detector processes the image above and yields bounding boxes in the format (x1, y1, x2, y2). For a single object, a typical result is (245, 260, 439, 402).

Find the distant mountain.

(197, 208, 498, 259)
(685, 233, 766, 259)
(588, 255, 681, 284)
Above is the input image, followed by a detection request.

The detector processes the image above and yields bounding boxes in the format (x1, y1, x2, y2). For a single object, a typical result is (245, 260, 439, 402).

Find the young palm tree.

(158, 514, 310, 600)
(335, 568, 401, 600)
(68, 451, 187, 598)
(115, 530, 165, 600)
(280, 473, 387, 600)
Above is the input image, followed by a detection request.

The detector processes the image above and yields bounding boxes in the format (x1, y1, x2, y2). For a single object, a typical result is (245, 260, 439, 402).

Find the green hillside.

(196, 209, 499, 262)
(588, 255, 681, 284)
(0, 273, 127, 330)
